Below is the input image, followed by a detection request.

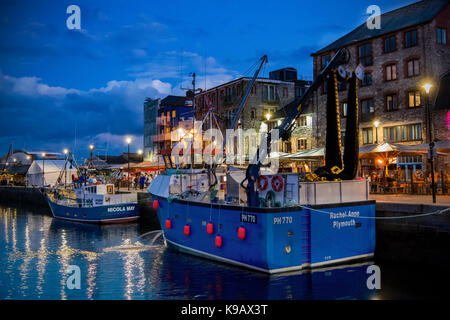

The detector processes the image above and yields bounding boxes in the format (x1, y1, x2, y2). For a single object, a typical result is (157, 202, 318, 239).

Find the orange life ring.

(257, 175, 269, 191)
(271, 175, 284, 192)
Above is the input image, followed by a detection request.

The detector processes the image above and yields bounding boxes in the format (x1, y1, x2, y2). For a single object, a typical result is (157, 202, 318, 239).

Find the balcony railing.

(156, 116, 169, 126)
(152, 133, 172, 142)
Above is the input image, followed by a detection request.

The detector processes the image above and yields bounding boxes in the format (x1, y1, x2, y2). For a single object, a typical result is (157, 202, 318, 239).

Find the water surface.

(0, 203, 447, 300)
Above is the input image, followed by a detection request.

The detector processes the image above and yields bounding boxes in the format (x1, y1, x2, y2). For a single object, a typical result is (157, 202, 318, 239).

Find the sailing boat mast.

(181, 72, 202, 186)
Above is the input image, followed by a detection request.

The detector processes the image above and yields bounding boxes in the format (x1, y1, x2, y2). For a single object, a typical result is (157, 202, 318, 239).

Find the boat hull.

(46, 197, 140, 224)
(152, 195, 376, 274)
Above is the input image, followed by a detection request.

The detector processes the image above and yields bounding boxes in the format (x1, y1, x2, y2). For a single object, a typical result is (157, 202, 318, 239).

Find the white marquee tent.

(26, 160, 77, 187)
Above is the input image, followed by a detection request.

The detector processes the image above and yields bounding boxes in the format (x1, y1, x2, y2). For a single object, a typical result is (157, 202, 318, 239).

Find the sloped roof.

(27, 160, 76, 174)
(314, 0, 449, 55)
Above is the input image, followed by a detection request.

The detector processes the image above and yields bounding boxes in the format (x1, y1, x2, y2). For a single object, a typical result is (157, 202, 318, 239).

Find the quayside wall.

(375, 202, 450, 266)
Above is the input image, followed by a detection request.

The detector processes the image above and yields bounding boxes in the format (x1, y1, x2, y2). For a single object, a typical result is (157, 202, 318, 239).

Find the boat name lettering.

(333, 219, 356, 229)
(329, 210, 360, 219)
(107, 206, 135, 213)
(273, 216, 292, 224)
(240, 213, 257, 224)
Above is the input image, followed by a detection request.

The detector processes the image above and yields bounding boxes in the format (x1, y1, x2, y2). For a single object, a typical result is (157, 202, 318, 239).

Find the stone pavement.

(370, 194, 450, 206)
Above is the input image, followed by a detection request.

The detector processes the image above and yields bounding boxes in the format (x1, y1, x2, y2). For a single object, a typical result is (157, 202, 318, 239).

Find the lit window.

(385, 64, 397, 81)
(383, 124, 421, 142)
(297, 139, 308, 150)
(298, 115, 307, 127)
(341, 102, 348, 117)
(407, 59, 420, 77)
(386, 94, 398, 111)
(408, 91, 421, 108)
(363, 128, 373, 144)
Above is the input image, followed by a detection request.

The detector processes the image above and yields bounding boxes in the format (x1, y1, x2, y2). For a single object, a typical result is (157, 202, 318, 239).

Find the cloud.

(0, 71, 171, 157)
(130, 50, 239, 92)
(3, 74, 81, 97)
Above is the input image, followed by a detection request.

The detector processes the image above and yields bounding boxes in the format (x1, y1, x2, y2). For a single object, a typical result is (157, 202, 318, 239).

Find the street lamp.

(374, 121, 380, 144)
(89, 144, 94, 168)
(422, 82, 436, 203)
(126, 137, 132, 191)
(12, 158, 17, 183)
(42, 153, 46, 187)
(265, 113, 272, 121)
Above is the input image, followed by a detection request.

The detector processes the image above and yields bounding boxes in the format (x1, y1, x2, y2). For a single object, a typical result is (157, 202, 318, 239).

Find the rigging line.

(241, 59, 259, 77)
(297, 205, 450, 220)
(204, 49, 207, 91)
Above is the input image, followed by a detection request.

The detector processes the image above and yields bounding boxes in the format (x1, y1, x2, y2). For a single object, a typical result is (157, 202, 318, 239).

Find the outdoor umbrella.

(358, 142, 419, 176)
(283, 147, 325, 160)
(407, 140, 450, 153)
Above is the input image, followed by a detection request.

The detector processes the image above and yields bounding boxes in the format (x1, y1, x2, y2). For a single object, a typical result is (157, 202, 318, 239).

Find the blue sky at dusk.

(0, 0, 415, 159)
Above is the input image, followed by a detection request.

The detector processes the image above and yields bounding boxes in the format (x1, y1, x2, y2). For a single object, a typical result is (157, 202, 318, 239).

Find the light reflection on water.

(0, 203, 447, 300)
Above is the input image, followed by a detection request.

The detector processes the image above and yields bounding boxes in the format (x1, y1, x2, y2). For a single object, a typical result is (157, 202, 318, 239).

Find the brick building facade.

(194, 69, 312, 155)
(311, 0, 450, 173)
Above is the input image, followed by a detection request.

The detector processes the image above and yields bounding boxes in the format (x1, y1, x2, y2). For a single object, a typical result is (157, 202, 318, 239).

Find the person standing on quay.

(139, 174, 145, 190)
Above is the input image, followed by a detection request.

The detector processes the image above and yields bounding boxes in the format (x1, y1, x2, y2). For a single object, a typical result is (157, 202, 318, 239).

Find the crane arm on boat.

(242, 47, 364, 207)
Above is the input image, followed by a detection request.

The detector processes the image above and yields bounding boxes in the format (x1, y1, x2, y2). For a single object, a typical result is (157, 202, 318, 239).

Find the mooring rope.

(297, 205, 450, 220)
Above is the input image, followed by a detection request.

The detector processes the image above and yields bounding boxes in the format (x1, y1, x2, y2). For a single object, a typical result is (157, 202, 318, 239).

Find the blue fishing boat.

(46, 183, 140, 223)
(149, 173, 374, 273)
(149, 49, 376, 273)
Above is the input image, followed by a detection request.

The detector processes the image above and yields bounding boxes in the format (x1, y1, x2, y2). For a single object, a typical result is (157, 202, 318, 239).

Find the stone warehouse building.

(194, 68, 312, 155)
(311, 0, 450, 172)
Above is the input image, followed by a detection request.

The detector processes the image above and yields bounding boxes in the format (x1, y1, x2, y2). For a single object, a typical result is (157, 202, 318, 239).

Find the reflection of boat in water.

(149, 50, 376, 274)
(157, 248, 376, 300)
